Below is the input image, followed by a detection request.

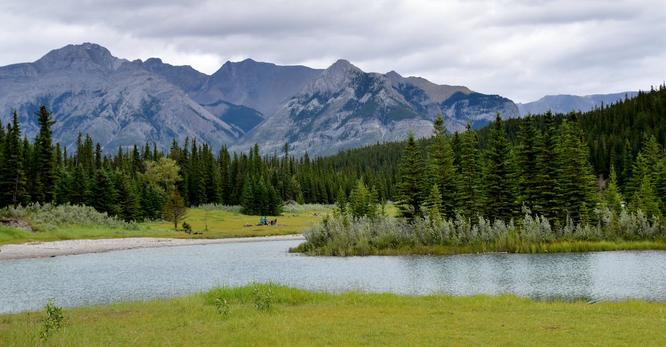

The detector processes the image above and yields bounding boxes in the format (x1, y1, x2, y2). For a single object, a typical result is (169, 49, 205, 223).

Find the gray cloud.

(0, 0, 663, 102)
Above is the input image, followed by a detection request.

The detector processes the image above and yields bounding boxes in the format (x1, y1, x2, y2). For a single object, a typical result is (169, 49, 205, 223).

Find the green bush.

(0, 203, 136, 231)
(214, 297, 230, 318)
(253, 287, 273, 312)
(296, 208, 664, 256)
(39, 299, 64, 341)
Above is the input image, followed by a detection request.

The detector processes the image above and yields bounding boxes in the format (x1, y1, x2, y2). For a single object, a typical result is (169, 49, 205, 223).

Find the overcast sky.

(0, 0, 664, 102)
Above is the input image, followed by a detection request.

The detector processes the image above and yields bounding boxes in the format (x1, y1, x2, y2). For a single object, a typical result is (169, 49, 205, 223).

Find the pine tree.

(428, 116, 458, 218)
(533, 113, 559, 221)
(655, 157, 666, 216)
(335, 187, 347, 214)
(116, 173, 141, 221)
(629, 175, 661, 218)
(516, 116, 541, 210)
(554, 120, 597, 223)
(240, 179, 257, 215)
(484, 114, 518, 222)
(348, 179, 371, 219)
(457, 124, 485, 217)
(0, 112, 27, 207)
(603, 165, 623, 215)
(34, 106, 56, 202)
(396, 133, 425, 221)
(92, 169, 119, 215)
(425, 184, 443, 223)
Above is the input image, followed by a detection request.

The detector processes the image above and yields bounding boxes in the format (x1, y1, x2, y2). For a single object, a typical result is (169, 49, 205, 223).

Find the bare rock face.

(0, 43, 520, 156)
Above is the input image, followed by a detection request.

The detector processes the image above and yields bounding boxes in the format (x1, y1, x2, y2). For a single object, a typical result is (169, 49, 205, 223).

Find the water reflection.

(0, 240, 665, 314)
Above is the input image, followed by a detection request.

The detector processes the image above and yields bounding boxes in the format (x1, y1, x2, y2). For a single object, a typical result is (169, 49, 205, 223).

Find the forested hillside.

(0, 85, 664, 224)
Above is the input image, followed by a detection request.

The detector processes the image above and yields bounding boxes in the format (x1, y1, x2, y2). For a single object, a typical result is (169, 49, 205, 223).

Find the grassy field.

(1, 284, 665, 346)
(0, 205, 331, 245)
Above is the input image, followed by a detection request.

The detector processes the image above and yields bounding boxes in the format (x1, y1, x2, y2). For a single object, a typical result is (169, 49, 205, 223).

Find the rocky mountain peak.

(34, 42, 123, 73)
(302, 59, 364, 96)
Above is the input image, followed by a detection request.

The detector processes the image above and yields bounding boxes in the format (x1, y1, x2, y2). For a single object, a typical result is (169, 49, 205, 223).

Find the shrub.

(214, 297, 230, 318)
(253, 287, 273, 312)
(39, 299, 64, 341)
(0, 203, 136, 231)
(182, 222, 192, 233)
(297, 209, 664, 256)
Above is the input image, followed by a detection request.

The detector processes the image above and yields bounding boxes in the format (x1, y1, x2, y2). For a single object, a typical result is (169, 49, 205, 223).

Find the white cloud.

(0, 0, 663, 102)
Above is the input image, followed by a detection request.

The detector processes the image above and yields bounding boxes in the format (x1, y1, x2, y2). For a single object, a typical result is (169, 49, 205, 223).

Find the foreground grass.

(1, 284, 665, 346)
(292, 239, 666, 256)
(0, 206, 330, 245)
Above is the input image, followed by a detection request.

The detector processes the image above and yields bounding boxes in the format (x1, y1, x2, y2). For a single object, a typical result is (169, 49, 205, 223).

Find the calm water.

(1, 239, 665, 313)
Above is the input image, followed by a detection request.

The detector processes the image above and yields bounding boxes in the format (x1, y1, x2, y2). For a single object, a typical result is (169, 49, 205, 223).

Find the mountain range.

(0, 43, 635, 156)
(0, 43, 519, 155)
(517, 92, 638, 116)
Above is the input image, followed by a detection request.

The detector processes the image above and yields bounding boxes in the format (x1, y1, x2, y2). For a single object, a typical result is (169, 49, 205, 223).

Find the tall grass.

(293, 208, 665, 256)
(0, 203, 137, 231)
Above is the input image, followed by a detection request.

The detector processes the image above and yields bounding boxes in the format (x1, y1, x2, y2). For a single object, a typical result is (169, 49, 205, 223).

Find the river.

(1, 239, 665, 313)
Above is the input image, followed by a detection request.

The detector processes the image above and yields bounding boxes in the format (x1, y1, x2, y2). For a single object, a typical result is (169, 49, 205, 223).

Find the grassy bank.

(293, 239, 666, 256)
(0, 204, 330, 245)
(1, 284, 665, 346)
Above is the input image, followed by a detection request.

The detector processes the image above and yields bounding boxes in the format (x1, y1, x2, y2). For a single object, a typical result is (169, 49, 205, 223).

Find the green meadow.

(1, 284, 665, 346)
(0, 205, 330, 245)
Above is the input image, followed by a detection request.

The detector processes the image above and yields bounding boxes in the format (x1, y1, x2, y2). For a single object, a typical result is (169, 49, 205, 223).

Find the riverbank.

(2, 284, 664, 346)
(292, 239, 666, 256)
(0, 204, 329, 246)
(0, 234, 304, 260)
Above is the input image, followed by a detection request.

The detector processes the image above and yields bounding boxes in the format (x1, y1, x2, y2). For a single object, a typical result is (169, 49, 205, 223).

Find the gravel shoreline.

(0, 234, 304, 261)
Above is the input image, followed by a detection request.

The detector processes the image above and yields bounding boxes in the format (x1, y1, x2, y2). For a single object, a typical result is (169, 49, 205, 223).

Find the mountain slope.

(193, 59, 322, 117)
(0, 43, 520, 155)
(517, 92, 638, 115)
(0, 43, 240, 151)
(237, 60, 519, 156)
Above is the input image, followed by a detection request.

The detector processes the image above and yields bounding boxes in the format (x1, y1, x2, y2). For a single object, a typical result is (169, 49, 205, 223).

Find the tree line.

(1, 85, 664, 225)
(0, 106, 383, 220)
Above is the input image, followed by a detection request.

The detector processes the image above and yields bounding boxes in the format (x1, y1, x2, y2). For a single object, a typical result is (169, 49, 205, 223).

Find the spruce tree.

(240, 179, 257, 215)
(516, 116, 541, 211)
(629, 175, 661, 218)
(554, 120, 597, 223)
(396, 133, 425, 221)
(34, 106, 56, 202)
(603, 165, 624, 215)
(92, 169, 119, 215)
(484, 114, 518, 222)
(349, 179, 371, 219)
(425, 184, 443, 223)
(0, 112, 27, 207)
(534, 113, 559, 221)
(428, 116, 458, 218)
(457, 124, 485, 217)
(335, 187, 347, 214)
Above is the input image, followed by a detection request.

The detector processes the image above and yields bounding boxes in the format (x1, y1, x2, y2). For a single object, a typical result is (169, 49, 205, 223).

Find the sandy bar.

(0, 234, 304, 261)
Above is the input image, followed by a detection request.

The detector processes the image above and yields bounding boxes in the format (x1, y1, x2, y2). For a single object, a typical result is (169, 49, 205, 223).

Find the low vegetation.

(1, 284, 664, 346)
(293, 208, 666, 256)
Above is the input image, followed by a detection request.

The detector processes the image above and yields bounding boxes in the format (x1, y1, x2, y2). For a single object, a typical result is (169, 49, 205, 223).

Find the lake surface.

(1, 239, 666, 313)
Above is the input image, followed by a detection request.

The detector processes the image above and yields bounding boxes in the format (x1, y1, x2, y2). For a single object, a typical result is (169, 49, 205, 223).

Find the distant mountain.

(0, 43, 520, 155)
(0, 43, 240, 152)
(517, 92, 638, 116)
(235, 60, 518, 155)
